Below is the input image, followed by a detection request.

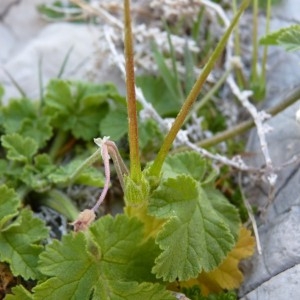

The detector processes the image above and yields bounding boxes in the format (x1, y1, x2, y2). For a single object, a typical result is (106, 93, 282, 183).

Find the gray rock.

(0, 1, 125, 103)
(241, 1, 300, 298)
(240, 206, 300, 296)
(0, 0, 49, 62)
(0, 23, 111, 102)
(240, 264, 300, 300)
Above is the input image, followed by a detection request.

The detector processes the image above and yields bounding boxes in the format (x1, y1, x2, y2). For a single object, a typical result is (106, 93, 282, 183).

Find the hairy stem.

(149, 0, 250, 177)
(124, 0, 142, 182)
(106, 141, 129, 191)
(124, 0, 141, 182)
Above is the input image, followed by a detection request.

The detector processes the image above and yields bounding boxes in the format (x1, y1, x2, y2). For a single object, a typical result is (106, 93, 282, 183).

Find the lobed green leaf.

(1, 133, 38, 163)
(89, 214, 156, 282)
(0, 99, 36, 134)
(162, 151, 207, 182)
(204, 188, 240, 241)
(34, 232, 100, 300)
(100, 109, 128, 140)
(0, 185, 20, 229)
(136, 75, 181, 116)
(0, 209, 49, 280)
(20, 154, 56, 192)
(139, 119, 164, 154)
(4, 285, 33, 300)
(34, 215, 171, 299)
(19, 117, 52, 148)
(260, 24, 300, 52)
(43, 79, 124, 140)
(49, 158, 105, 188)
(149, 175, 235, 281)
(93, 281, 175, 300)
(0, 98, 53, 149)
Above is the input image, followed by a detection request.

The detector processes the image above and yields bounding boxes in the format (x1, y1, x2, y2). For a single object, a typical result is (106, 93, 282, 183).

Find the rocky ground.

(1, 1, 300, 299)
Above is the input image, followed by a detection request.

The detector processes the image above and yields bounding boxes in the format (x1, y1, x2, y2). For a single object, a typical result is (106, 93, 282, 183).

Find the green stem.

(49, 131, 68, 160)
(148, 0, 250, 177)
(165, 22, 184, 101)
(3, 69, 26, 98)
(232, 0, 244, 88)
(251, 0, 258, 81)
(69, 148, 101, 184)
(57, 46, 74, 78)
(38, 55, 44, 107)
(106, 141, 129, 191)
(16, 185, 31, 201)
(262, 0, 271, 80)
(124, 0, 141, 182)
(184, 67, 232, 125)
(40, 189, 79, 221)
(175, 86, 300, 150)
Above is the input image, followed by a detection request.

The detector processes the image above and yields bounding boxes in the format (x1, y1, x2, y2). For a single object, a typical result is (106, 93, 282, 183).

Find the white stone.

(0, 0, 126, 104)
(0, 0, 50, 62)
(240, 264, 300, 300)
(0, 22, 125, 103)
(240, 206, 300, 296)
(241, 3, 300, 297)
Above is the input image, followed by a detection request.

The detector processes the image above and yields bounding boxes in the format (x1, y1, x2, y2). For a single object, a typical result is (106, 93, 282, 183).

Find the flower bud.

(124, 174, 149, 207)
(72, 209, 96, 232)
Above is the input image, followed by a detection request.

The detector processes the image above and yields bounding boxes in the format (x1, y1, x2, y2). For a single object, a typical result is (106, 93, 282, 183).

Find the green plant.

(232, 0, 272, 101)
(0, 0, 259, 299)
(260, 24, 300, 52)
(0, 79, 132, 217)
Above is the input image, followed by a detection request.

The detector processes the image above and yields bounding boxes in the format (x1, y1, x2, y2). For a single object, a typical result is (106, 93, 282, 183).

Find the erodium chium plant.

(0, 0, 257, 299)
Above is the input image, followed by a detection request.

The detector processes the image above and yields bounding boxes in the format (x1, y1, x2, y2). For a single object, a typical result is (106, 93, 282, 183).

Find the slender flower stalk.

(124, 0, 141, 182)
(105, 141, 129, 191)
(72, 137, 129, 231)
(92, 137, 111, 212)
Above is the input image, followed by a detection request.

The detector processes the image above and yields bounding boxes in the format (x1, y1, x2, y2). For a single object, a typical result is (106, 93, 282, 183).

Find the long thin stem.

(175, 86, 300, 150)
(69, 148, 101, 184)
(41, 189, 79, 221)
(184, 67, 232, 125)
(232, 0, 245, 88)
(38, 55, 44, 107)
(238, 173, 262, 254)
(106, 141, 129, 191)
(251, 0, 258, 81)
(48, 131, 68, 160)
(148, 0, 250, 177)
(92, 141, 110, 212)
(262, 0, 271, 80)
(124, 0, 141, 182)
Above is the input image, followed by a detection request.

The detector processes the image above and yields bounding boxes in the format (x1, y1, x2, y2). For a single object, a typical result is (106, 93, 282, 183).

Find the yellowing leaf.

(176, 227, 255, 295)
(125, 205, 165, 241)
